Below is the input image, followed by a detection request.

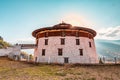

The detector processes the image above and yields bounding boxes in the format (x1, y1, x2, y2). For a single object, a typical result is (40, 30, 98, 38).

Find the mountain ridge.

(95, 39, 120, 58)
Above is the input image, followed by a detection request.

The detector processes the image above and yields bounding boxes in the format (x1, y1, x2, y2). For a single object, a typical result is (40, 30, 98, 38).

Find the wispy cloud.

(95, 26, 120, 40)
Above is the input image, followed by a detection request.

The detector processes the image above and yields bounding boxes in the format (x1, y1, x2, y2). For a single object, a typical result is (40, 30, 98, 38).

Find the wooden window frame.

(76, 31, 79, 37)
(61, 31, 65, 37)
(79, 49, 83, 56)
(61, 38, 65, 45)
(45, 32, 48, 37)
(89, 42, 92, 48)
(58, 48, 63, 56)
(45, 39, 48, 45)
(76, 39, 80, 45)
(42, 49, 45, 56)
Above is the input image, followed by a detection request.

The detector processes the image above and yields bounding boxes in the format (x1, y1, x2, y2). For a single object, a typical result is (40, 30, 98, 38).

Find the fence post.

(89, 57, 91, 63)
(103, 57, 105, 63)
(114, 57, 117, 64)
(99, 57, 103, 64)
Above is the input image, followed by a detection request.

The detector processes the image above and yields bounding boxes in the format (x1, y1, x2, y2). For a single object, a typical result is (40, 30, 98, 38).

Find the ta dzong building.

(32, 22, 98, 64)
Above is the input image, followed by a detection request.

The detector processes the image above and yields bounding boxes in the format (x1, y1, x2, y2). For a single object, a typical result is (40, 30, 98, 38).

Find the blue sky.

(0, 0, 120, 43)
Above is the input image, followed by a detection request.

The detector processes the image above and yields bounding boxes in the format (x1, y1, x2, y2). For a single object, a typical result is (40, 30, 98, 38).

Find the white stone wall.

(0, 46, 21, 60)
(8, 46, 21, 60)
(0, 48, 13, 56)
(34, 36, 98, 63)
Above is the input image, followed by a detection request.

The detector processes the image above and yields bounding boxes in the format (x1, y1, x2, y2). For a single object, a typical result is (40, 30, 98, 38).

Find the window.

(79, 49, 83, 56)
(76, 39, 80, 45)
(89, 42, 92, 47)
(45, 39, 48, 45)
(58, 48, 62, 56)
(42, 49, 45, 56)
(88, 34, 91, 39)
(45, 32, 48, 37)
(76, 31, 79, 37)
(61, 31, 65, 37)
(64, 57, 69, 63)
(61, 38, 65, 45)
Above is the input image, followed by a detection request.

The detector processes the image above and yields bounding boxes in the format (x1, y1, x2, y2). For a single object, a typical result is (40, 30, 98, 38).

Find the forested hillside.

(0, 36, 11, 48)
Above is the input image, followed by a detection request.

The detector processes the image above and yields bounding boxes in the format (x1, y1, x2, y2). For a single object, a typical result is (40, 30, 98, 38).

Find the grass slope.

(0, 57, 120, 80)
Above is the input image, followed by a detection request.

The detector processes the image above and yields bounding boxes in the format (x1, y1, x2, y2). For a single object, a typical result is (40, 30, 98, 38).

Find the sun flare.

(61, 13, 91, 28)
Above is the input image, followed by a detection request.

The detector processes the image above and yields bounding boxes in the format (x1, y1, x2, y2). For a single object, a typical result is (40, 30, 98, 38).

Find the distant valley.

(95, 39, 120, 58)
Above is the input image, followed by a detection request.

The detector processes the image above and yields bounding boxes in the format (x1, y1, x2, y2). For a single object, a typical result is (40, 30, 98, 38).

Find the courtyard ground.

(0, 56, 120, 80)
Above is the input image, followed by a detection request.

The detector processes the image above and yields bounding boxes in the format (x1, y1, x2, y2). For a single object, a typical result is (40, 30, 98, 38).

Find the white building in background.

(32, 22, 98, 64)
(0, 46, 21, 60)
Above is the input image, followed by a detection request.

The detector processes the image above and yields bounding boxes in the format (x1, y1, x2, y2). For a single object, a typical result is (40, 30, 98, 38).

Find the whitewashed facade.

(33, 23, 98, 63)
(0, 46, 21, 60)
(0, 48, 13, 56)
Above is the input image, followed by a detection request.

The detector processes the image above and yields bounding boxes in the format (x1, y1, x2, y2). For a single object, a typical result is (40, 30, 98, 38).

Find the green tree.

(21, 51, 29, 59)
(29, 54, 33, 61)
(0, 36, 3, 40)
(0, 36, 11, 49)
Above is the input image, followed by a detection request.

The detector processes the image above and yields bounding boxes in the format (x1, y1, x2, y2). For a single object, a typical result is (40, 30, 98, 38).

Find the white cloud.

(95, 26, 120, 40)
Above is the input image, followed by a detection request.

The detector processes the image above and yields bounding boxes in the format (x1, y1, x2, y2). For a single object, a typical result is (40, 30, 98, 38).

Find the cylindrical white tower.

(32, 23, 98, 64)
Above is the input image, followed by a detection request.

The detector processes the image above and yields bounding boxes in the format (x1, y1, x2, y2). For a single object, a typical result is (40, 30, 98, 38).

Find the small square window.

(58, 48, 62, 56)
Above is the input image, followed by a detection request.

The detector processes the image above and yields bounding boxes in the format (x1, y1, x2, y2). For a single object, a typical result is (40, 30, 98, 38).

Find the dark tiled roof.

(32, 23, 96, 37)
